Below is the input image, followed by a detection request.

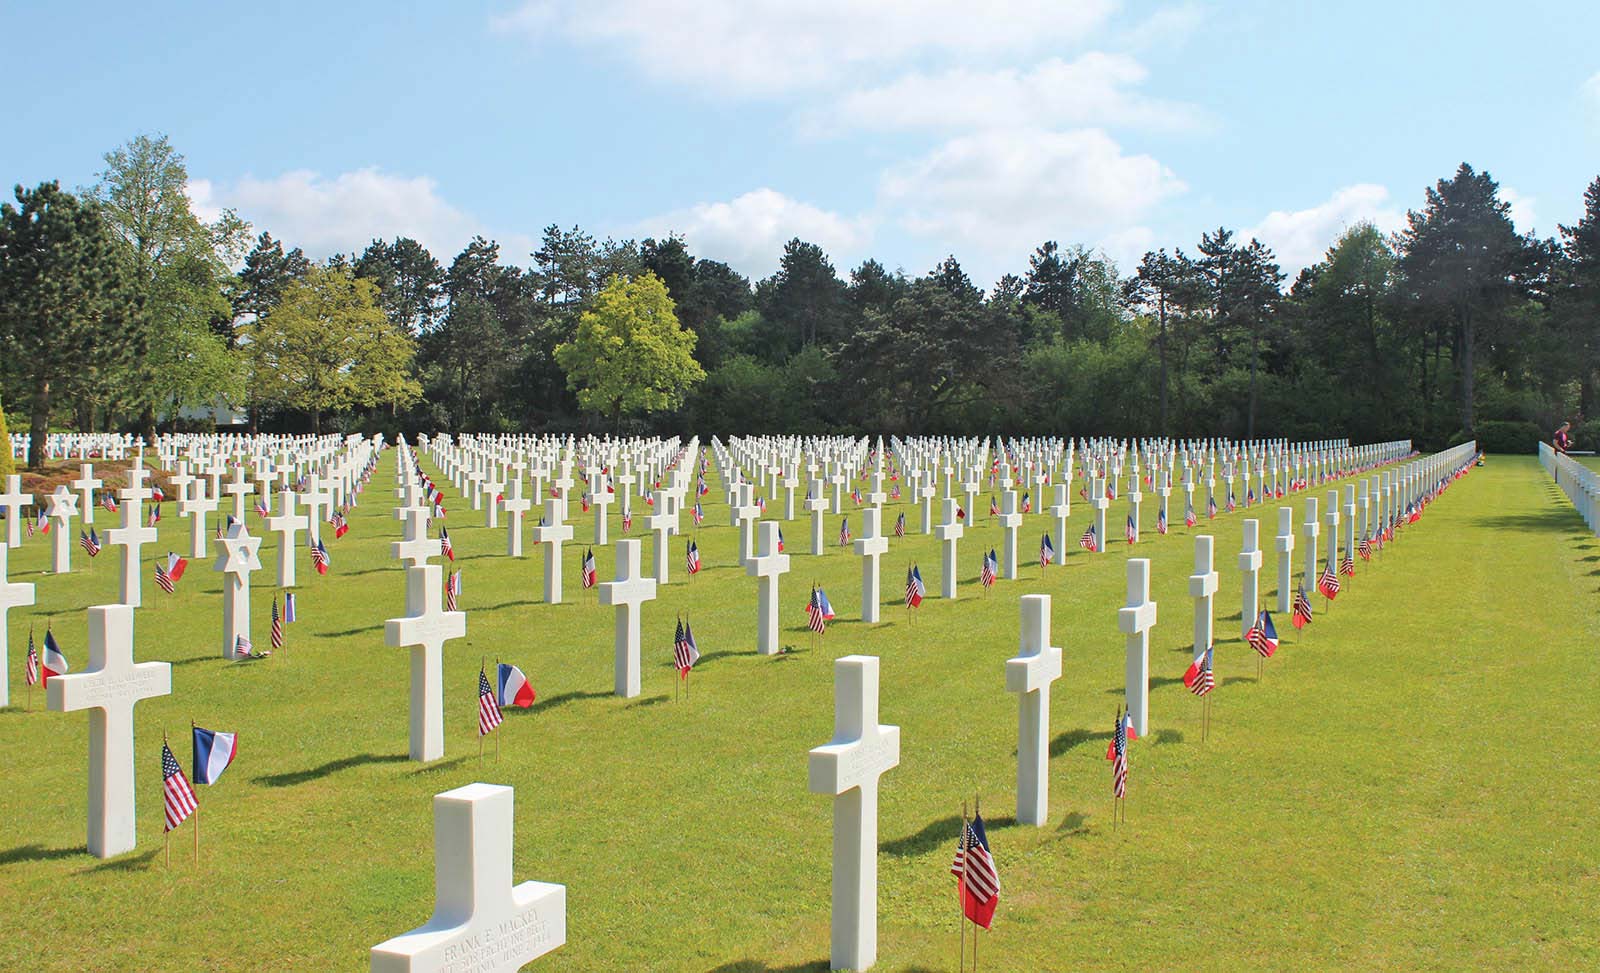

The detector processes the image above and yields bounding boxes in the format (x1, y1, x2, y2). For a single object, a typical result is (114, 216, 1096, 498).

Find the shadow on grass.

(0, 843, 82, 867)
(79, 847, 161, 874)
(1050, 727, 1111, 758)
(1107, 676, 1185, 694)
(254, 752, 409, 787)
(411, 756, 469, 775)
(321, 623, 384, 638)
(706, 960, 832, 973)
(537, 689, 612, 711)
(474, 599, 539, 614)
(169, 655, 222, 667)
(626, 694, 669, 709)
(1222, 675, 1259, 687)
(1475, 509, 1587, 533)
(1056, 811, 1091, 836)
(883, 813, 1017, 858)
(1153, 728, 1184, 744)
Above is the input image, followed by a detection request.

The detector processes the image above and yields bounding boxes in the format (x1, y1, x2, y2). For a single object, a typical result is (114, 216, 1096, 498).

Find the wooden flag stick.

(959, 800, 968, 973)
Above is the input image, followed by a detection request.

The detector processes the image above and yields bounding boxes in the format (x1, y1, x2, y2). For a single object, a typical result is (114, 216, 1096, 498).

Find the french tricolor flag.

(192, 726, 237, 785)
(497, 663, 536, 709)
(42, 630, 69, 684)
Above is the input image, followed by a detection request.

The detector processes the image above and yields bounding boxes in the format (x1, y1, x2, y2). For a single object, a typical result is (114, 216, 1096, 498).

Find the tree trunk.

(140, 404, 157, 448)
(28, 376, 50, 469)
(312, 409, 321, 435)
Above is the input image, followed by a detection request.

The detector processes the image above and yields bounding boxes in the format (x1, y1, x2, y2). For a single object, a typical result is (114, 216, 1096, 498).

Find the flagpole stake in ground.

(48, 604, 172, 858)
(1007, 595, 1061, 826)
(370, 783, 566, 971)
(808, 655, 900, 973)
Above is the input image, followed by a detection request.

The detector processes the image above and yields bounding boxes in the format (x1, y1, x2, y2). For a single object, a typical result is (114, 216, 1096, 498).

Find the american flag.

(1157, 507, 1167, 535)
(1185, 505, 1197, 527)
(1317, 561, 1341, 599)
(980, 549, 997, 587)
(236, 634, 256, 658)
(1358, 536, 1373, 562)
(905, 565, 925, 608)
(255, 497, 269, 518)
(581, 549, 597, 588)
(1079, 524, 1097, 552)
(950, 814, 1001, 930)
(1185, 647, 1215, 696)
(446, 570, 461, 612)
(311, 538, 330, 575)
(332, 511, 349, 538)
(162, 741, 198, 832)
(1125, 514, 1137, 545)
(674, 618, 700, 676)
(147, 504, 161, 526)
(1110, 708, 1129, 799)
(154, 561, 175, 594)
(622, 508, 632, 533)
(989, 496, 999, 517)
(478, 665, 503, 736)
(440, 528, 454, 561)
(1021, 491, 1031, 514)
(1340, 554, 1355, 578)
(692, 502, 704, 525)
(1292, 584, 1314, 629)
(270, 597, 284, 652)
(806, 586, 828, 634)
(686, 539, 701, 575)
(839, 518, 851, 546)
(102, 494, 118, 513)
(1039, 533, 1054, 568)
(851, 488, 863, 505)
(1207, 495, 1218, 519)
(80, 528, 100, 557)
(894, 512, 905, 537)
(25, 631, 39, 686)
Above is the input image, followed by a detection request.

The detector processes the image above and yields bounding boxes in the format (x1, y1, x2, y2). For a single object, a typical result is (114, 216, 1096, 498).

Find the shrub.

(1473, 419, 1543, 454)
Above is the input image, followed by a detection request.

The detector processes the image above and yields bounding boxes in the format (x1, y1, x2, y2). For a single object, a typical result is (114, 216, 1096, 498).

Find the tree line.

(4, 133, 1598, 468)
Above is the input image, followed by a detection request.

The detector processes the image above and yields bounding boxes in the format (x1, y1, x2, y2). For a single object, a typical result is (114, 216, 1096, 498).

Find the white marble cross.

(502, 475, 531, 557)
(1117, 558, 1158, 738)
(46, 486, 80, 574)
(263, 489, 309, 588)
(303, 477, 334, 546)
(482, 467, 505, 530)
(1047, 484, 1070, 566)
(178, 478, 219, 560)
(998, 489, 1022, 580)
(47, 604, 172, 858)
(934, 497, 964, 600)
(370, 783, 566, 972)
(1091, 476, 1111, 556)
(385, 564, 467, 762)
(852, 507, 889, 623)
(1007, 595, 1061, 826)
(1127, 474, 1144, 543)
(804, 478, 830, 555)
(72, 463, 103, 527)
(1188, 535, 1217, 662)
(1238, 519, 1262, 639)
(732, 484, 760, 567)
(0, 543, 38, 707)
(1324, 490, 1342, 574)
(1342, 485, 1357, 571)
(0, 475, 32, 548)
(589, 471, 612, 545)
(106, 468, 158, 608)
(213, 521, 264, 660)
(645, 490, 674, 583)
(807, 655, 900, 973)
(1274, 507, 1296, 613)
(597, 539, 657, 698)
(1301, 496, 1321, 590)
(224, 463, 256, 523)
(746, 521, 791, 655)
(531, 498, 574, 605)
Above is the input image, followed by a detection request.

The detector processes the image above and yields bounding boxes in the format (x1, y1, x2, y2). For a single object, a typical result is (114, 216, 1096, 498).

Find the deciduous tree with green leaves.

(249, 266, 421, 433)
(554, 272, 705, 427)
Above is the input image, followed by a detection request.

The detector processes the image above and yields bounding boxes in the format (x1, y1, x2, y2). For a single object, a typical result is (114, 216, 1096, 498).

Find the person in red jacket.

(1554, 421, 1572, 454)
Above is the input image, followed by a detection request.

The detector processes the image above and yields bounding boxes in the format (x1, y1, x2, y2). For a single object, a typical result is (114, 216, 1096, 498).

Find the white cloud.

(188, 168, 535, 266)
(1116, 2, 1205, 51)
(634, 188, 872, 279)
(804, 53, 1203, 137)
(491, 0, 1119, 93)
(1244, 183, 1405, 274)
(880, 128, 1185, 275)
(1501, 186, 1536, 233)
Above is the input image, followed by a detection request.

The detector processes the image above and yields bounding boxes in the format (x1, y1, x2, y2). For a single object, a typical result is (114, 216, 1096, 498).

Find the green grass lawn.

(2, 453, 1596, 971)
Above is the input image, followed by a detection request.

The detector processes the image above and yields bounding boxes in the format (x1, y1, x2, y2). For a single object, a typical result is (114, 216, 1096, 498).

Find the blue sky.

(5, 0, 1598, 286)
